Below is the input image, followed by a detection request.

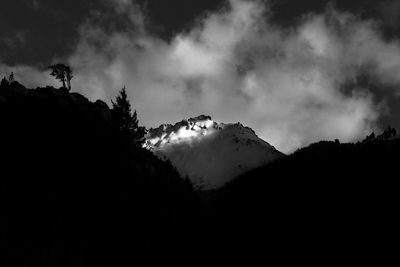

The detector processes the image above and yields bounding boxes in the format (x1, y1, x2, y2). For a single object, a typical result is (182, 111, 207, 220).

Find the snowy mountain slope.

(144, 115, 284, 189)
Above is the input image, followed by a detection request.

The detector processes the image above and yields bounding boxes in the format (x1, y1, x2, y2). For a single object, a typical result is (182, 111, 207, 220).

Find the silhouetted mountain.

(145, 115, 284, 189)
(210, 137, 399, 263)
(1, 80, 398, 265)
(0, 81, 202, 266)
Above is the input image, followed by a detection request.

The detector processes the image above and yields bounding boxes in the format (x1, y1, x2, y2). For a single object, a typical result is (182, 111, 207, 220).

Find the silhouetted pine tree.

(111, 87, 145, 145)
(8, 72, 14, 83)
(0, 76, 9, 88)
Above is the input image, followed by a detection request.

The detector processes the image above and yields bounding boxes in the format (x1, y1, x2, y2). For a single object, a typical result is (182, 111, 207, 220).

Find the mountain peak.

(145, 116, 284, 189)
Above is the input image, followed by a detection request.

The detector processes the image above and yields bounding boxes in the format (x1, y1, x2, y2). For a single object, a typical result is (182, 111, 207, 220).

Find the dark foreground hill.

(0, 82, 202, 266)
(1, 80, 399, 264)
(211, 138, 399, 263)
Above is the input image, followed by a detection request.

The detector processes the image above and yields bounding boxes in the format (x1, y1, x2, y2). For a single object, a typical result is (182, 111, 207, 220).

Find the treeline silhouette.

(0, 80, 203, 266)
(211, 137, 399, 263)
(1, 78, 399, 264)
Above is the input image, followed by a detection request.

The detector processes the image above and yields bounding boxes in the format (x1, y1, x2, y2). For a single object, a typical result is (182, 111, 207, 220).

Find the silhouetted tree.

(111, 87, 145, 145)
(0, 77, 9, 88)
(369, 132, 376, 139)
(363, 132, 376, 142)
(8, 72, 14, 83)
(48, 64, 73, 91)
(377, 126, 398, 140)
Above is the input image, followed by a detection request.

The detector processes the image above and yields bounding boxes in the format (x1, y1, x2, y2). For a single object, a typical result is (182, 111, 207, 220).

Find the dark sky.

(2, 0, 399, 66)
(1, 0, 400, 151)
(0, 0, 226, 66)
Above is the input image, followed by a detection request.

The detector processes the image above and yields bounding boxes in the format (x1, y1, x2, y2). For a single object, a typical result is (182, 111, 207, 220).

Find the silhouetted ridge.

(210, 137, 399, 263)
(1, 80, 398, 264)
(363, 125, 399, 142)
(0, 81, 203, 266)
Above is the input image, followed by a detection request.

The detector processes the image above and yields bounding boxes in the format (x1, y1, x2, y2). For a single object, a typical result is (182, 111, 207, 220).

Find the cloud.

(31, 0, 40, 10)
(379, 0, 400, 30)
(0, 65, 58, 88)
(1, 31, 27, 49)
(3, 0, 400, 152)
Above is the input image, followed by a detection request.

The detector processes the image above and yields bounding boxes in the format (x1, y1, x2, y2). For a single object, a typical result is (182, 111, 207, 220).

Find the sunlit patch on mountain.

(144, 115, 285, 189)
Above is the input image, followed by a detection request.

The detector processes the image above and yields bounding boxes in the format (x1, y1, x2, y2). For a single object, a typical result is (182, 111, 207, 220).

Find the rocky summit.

(145, 115, 284, 189)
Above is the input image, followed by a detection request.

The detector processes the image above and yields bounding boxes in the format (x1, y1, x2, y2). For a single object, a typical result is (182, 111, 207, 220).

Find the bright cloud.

(3, 0, 400, 152)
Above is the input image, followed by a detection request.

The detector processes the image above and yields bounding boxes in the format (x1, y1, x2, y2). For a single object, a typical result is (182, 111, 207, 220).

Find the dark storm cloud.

(379, 0, 400, 31)
(133, 0, 226, 38)
(1, 30, 26, 49)
(0, 0, 225, 65)
(270, 0, 400, 39)
(2, 0, 400, 152)
(0, 0, 123, 66)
